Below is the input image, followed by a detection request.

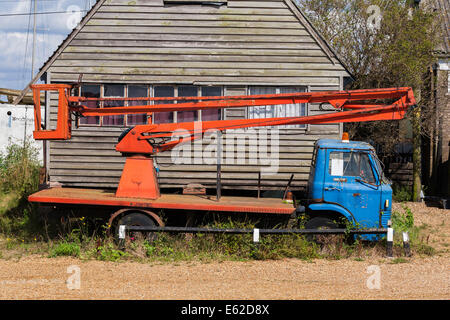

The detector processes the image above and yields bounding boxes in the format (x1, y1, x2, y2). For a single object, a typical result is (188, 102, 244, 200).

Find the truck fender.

(108, 208, 164, 235)
(308, 203, 355, 224)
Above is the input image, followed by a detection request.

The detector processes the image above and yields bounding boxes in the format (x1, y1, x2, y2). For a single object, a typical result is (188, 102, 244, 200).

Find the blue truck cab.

(303, 136, 392, 239)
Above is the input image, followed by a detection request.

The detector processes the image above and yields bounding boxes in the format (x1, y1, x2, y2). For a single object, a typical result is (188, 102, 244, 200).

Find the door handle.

(353, 193, 361, 197)
(325, 187, 340, 191)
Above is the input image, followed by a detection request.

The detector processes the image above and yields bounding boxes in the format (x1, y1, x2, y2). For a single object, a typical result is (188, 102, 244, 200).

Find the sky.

(0, 0, 96, 94)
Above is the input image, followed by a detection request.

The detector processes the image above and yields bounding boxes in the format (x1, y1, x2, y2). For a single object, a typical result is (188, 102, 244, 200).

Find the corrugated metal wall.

(46, 0, 349, 191)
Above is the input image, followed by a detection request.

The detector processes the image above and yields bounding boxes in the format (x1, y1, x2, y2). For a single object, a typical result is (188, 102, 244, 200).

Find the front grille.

(381, 211, 391, 228)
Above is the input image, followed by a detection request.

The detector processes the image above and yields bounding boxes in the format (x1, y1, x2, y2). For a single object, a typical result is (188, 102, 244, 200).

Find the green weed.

(392, 205, 435, 257)
(49, 242, 80, 258)
(390, 257, 409, 264)
(392, 185, 412, 202)
(392, 204, 414, 231)
(96, 243, 128, 262)
(0, 140, 42, 240)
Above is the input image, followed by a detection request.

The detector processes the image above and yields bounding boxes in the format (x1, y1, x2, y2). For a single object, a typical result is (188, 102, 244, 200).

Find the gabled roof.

(14, 0, 352, 105)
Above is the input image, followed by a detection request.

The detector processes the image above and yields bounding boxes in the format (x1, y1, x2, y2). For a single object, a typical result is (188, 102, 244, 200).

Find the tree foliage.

(297, 0, 441, 154)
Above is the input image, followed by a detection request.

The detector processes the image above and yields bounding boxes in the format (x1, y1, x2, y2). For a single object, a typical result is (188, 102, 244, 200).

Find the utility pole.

(25, 0, 37, 146)
(31, 0, 37, 78)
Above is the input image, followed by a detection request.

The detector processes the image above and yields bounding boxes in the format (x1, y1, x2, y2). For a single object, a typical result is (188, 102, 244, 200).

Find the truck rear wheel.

(115, 212, 157, 242)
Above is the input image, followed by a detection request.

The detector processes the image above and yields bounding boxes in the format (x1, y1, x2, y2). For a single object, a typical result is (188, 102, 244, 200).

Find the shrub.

(392, 205, 414, 231)
(392, 184, 412, 202)
(0, 139, 41, 195)
(97, 243, 128, 262)
(49, 242, 80, 258)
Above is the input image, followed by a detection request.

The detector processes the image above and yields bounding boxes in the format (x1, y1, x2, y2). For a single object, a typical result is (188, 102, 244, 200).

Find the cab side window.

(329, 151, 376, 183)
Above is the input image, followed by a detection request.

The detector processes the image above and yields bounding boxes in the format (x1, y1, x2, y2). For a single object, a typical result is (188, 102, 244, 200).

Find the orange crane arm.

(31, 84, 416, 153)
(117, 101, 411, 154)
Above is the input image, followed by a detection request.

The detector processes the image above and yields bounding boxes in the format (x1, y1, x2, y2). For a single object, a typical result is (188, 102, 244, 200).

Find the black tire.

(115, 212, 157, 242)
(305, 217, 338, 244)
(118, 127, 133, 142)
(305, 216, 338, 229)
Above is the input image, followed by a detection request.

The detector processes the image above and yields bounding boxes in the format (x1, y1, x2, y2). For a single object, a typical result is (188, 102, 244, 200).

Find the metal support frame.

(216, 131, 222, 201)
(122, 225, 387, 235)
(118, 225, 392, 255)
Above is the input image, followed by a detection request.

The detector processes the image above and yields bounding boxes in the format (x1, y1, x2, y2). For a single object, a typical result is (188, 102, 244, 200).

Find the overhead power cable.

(0, 10, 89, 17)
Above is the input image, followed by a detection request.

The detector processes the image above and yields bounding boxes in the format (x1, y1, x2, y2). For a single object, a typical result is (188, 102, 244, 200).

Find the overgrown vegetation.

(0, 139, 41, 195)
(0, 139, 41, 238)
(391, 204, 435, 256)
(0, 142, 439, 263)
(0, 213, 397, 263)
(392, 184, 413, 202)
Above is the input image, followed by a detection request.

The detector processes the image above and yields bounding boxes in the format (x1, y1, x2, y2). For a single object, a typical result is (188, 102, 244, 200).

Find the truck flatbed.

(28, 188, 295, 215)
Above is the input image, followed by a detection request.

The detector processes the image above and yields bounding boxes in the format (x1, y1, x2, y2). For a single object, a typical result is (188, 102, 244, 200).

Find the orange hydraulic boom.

(31, 84, 416, 199)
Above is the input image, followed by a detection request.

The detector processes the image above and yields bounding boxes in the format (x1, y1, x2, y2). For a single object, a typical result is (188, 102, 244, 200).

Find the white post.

(403, 232, 411, 257)
(386, 227, 394, 257)
(118, 225, 126, 250)
(253, 228, 260, 244)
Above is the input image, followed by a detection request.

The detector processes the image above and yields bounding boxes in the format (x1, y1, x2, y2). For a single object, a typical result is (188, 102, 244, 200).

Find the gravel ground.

(0, 202, 448, 300)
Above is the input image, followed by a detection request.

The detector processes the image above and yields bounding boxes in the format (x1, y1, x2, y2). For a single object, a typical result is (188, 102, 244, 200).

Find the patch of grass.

(118, 218, 322, 262)
(96, 243, 128, 262)
(414, 241, 436, 256)
(49, 242, 80, 258)
(392, 204, 436, 257)
(392, 204, 414, 231)
(390, 257, 409, 264)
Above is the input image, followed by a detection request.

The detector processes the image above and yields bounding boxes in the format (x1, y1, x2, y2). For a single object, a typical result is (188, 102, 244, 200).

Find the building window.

(178, 85, 198, 123)
(79, 84, 100, 125)
(128, 85, 149, 125)
(103, 84, 125, 126)
(79, 84, 151, 127)
(78, 84, 222, 127)
(153, 85, 223, 124)
(153, 86, 174, 124)
(248, 86, 307, 129)
(201, 86, 222, 121)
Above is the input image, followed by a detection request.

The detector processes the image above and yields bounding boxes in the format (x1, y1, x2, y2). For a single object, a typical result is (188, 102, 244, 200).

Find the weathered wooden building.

(22, 0, 351, 193)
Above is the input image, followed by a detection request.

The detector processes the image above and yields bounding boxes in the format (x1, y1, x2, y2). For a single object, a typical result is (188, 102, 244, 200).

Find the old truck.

(27, 84, 416, 238)
(300, 137, 392, 240)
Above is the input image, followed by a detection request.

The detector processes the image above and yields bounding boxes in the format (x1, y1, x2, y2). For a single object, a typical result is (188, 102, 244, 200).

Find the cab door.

(324, 150, 381, 228)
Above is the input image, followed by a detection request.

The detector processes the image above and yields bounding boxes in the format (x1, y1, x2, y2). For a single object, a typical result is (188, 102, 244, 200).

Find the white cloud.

(0, 31, 66, 89)
(0, 0, 94, 90)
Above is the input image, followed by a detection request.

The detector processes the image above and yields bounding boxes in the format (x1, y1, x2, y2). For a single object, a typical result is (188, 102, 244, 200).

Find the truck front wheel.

(305, 217, 339, 244)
